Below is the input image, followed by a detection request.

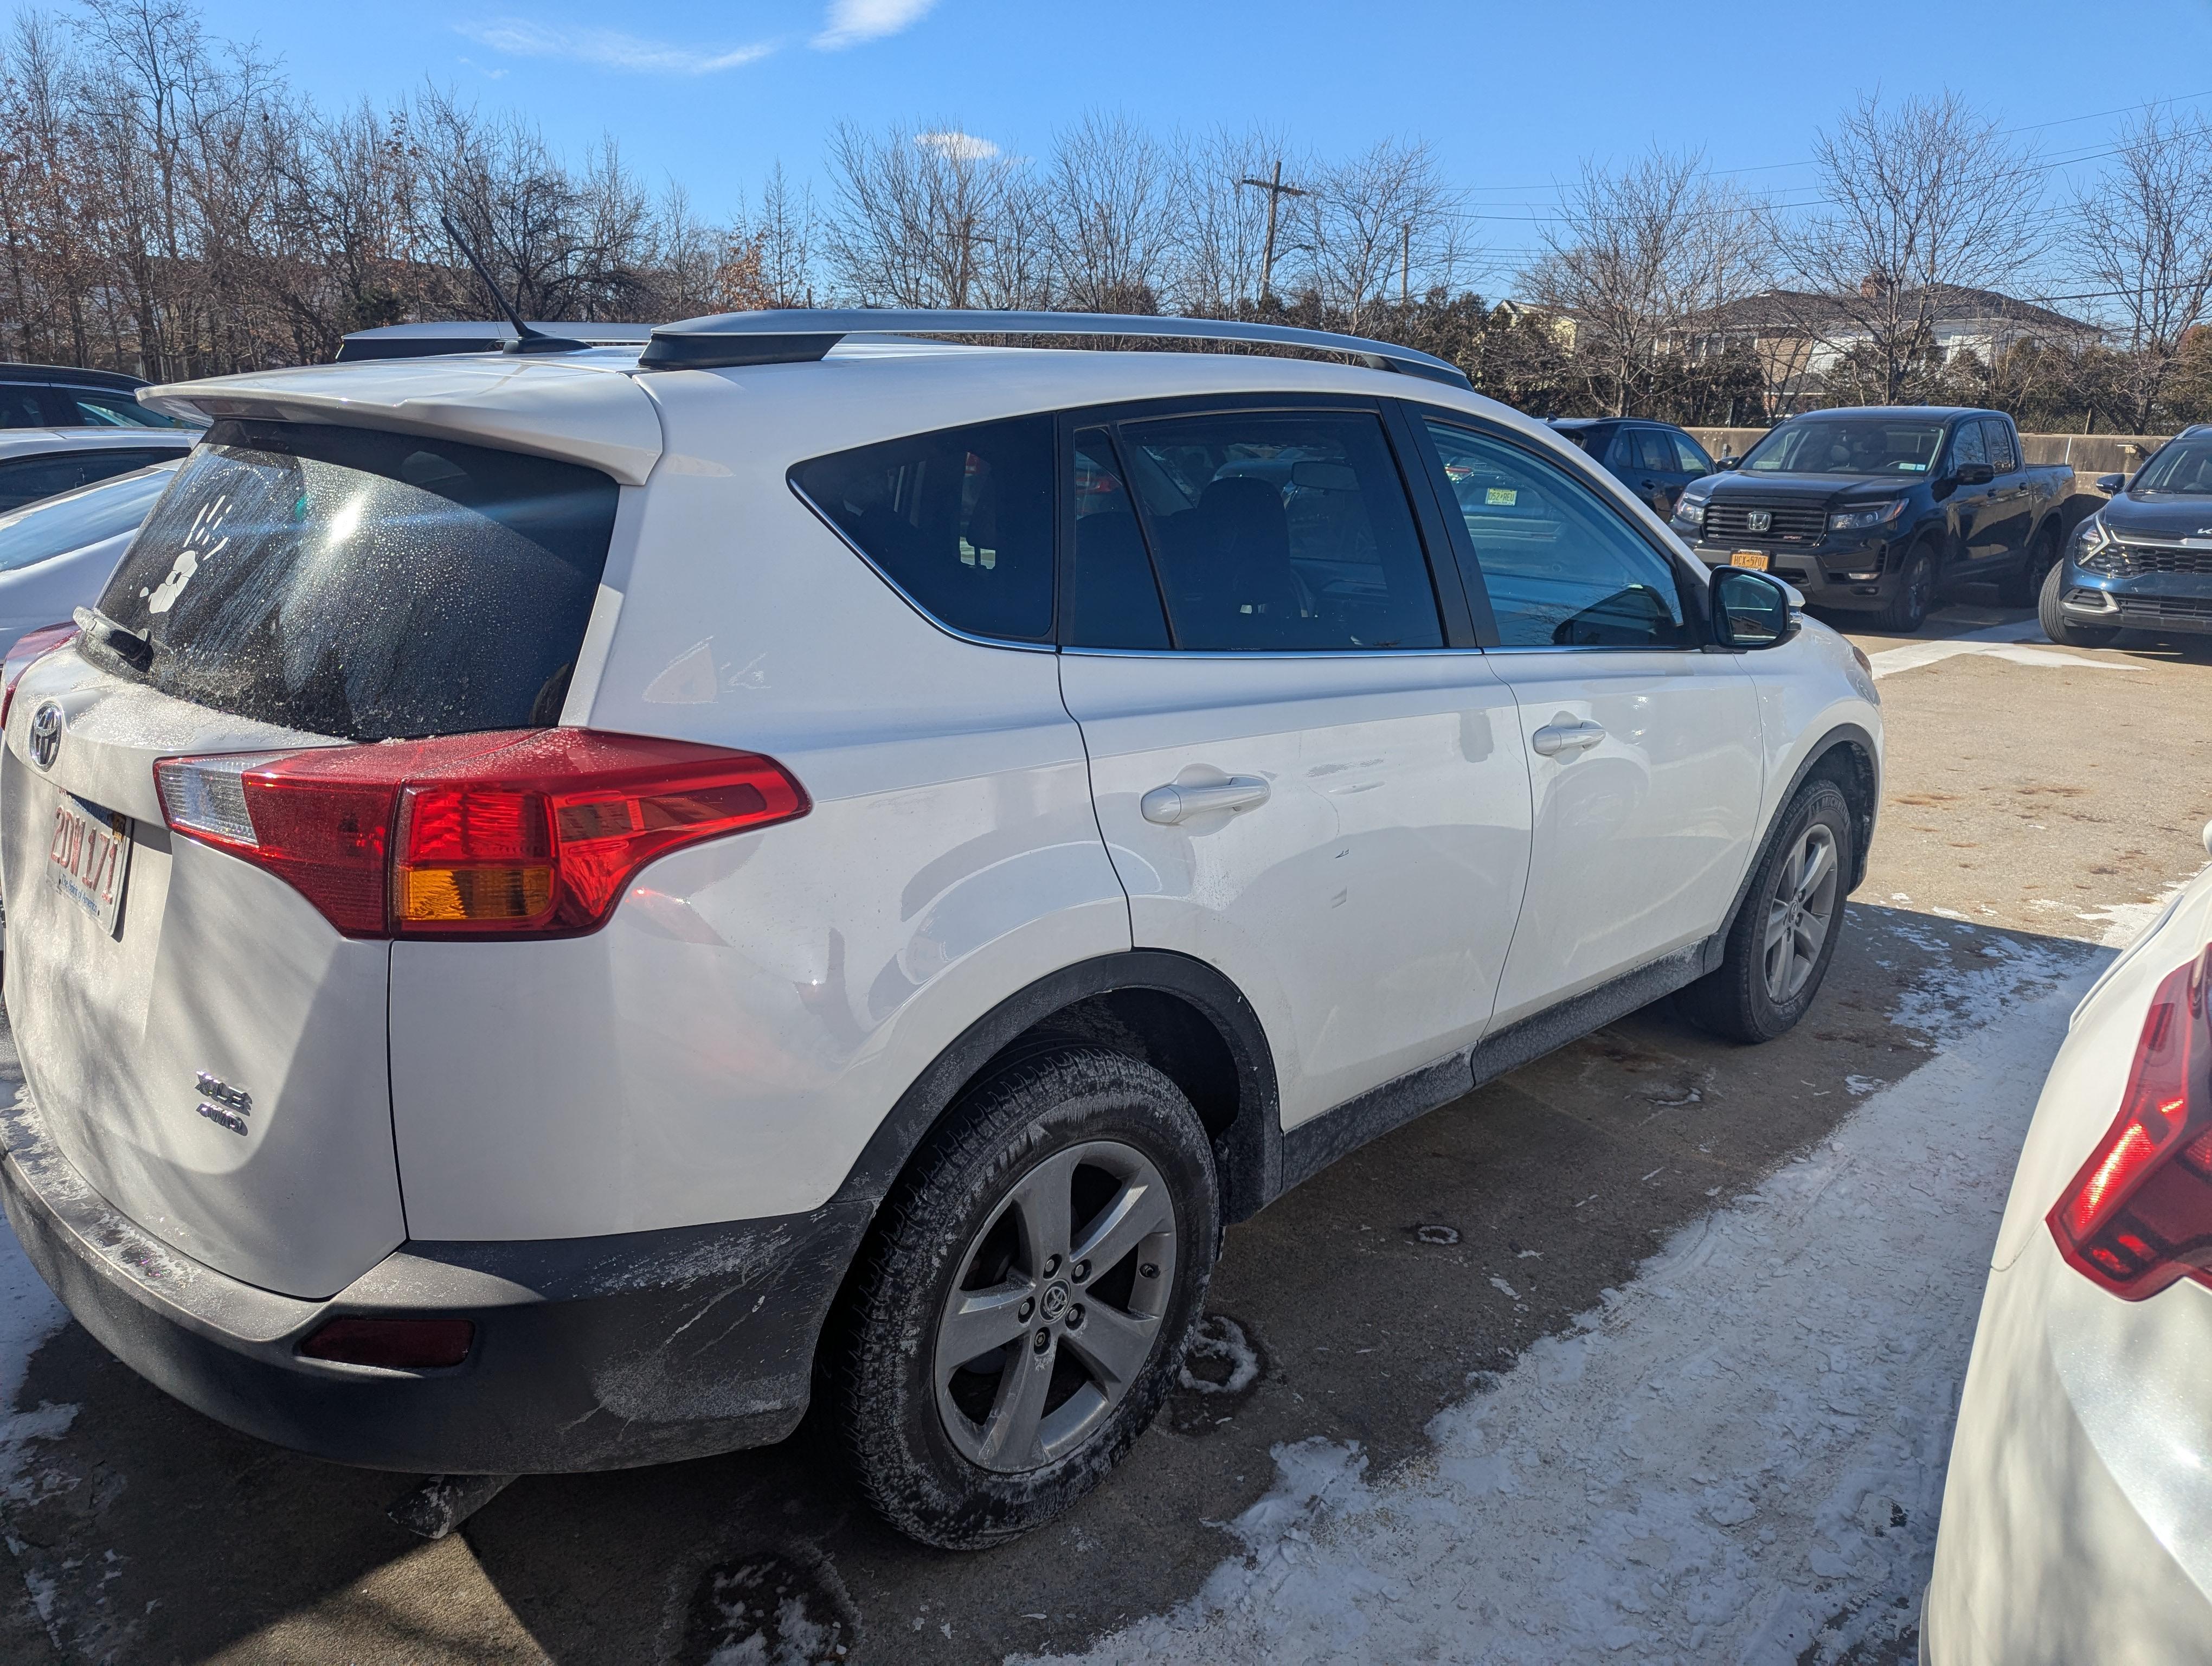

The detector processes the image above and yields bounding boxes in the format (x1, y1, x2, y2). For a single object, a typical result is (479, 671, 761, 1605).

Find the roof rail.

(635, 309, 1472, 389)
(335, 322, 657, 363)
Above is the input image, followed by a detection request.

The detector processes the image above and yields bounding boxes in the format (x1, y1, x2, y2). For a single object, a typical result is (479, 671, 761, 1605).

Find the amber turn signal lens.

(395, 864, 554, 924)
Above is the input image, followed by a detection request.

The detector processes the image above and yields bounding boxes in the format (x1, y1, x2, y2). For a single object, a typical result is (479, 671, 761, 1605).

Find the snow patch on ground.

(0, 1063, 71, 1501)
(1023, 931, 2097, 1666)
(2076, 872, 2204, 950)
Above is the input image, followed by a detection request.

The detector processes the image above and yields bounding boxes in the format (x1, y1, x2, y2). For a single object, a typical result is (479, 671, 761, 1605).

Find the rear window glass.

(790, 416, 1055, 642)
(91, 420, 616, 741)
(0, 460, 178, 573)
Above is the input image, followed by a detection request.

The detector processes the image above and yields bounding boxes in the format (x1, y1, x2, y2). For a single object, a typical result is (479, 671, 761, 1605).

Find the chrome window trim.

(787, 476, 1057, 655)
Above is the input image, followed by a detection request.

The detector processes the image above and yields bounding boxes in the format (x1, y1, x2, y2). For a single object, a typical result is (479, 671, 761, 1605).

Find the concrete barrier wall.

(1686, 426, 2171, 478)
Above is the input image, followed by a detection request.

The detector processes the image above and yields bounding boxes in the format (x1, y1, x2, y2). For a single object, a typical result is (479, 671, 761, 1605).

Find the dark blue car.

(2045, 425, 2212, 646)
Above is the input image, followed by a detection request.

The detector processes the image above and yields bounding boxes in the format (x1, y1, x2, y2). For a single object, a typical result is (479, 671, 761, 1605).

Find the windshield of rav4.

(1738, 419, 1945, 477)
(2130, 437, 2212, 495)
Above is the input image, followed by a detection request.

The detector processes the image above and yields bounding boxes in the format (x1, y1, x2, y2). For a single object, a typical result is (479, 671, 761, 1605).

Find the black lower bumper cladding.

(0, 1088, 871, 1473)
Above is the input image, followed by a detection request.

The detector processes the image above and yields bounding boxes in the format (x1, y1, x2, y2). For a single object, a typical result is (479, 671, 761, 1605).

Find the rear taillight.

(155, 729, 808, 940)
(2049, 947, 2212, 1298)
(1, 622, 79, 732)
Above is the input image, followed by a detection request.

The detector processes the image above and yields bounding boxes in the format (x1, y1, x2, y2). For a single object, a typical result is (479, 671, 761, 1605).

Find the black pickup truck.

(1670, 406, 2074, 631)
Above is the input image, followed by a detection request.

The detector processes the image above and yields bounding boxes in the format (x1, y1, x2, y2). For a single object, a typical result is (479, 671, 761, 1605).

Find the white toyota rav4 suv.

(0, 311, 1881, 1548)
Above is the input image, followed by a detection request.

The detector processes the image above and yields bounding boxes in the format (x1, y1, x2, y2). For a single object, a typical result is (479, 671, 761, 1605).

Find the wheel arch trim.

(831, 950, 1282, 1228)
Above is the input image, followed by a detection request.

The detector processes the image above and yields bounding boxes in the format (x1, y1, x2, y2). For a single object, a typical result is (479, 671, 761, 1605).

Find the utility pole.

(1400, 220, 1411, 310)
(1238, 160, 1308, 304)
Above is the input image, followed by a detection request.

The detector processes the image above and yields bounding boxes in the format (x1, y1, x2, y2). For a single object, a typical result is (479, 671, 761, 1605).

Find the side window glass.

(1423, 418, 1689, 650)
(1066, 427, 1169, 650)
(1673, 433, 1713, 475)
(61, 389, 176, 428)
(1116, 408, 1441, 652)
(1603, 429, 1635, 470)
(0, 449, 176, 513)
(0, 386, 51, 427)
(791, 415, 1056, 642)
(1980, 418, 2018, 473)
(1949, 421, 1988, 471)
(1636, 430, 1676, 473)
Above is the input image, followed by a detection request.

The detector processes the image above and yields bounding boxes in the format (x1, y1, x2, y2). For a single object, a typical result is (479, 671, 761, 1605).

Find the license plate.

(1729, 550, 1771, 570)
(47, 795, 132, 937)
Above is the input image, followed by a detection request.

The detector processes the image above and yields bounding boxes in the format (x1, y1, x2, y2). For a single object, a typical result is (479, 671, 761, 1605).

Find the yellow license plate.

(1729, 550, 1770, 570)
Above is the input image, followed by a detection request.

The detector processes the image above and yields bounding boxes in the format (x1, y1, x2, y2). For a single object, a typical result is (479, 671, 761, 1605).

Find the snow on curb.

(1025, 931, 2098, 1666)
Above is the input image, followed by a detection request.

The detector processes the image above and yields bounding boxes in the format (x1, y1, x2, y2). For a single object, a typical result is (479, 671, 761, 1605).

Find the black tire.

(1998, 521, 2060, 608)
(2038, 558, 2117, 649)
(1679, 778, 1854, 1045)
(829, 1048, 1220, 1550)
(1876, 541, 1935, 633)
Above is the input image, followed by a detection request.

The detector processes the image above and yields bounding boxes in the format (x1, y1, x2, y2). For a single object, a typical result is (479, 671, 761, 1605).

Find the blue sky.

(186, 0, 2212, 278)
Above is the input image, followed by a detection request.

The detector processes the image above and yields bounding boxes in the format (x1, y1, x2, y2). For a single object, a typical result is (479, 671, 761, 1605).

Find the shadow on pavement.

(1, 905, 2104, 1665)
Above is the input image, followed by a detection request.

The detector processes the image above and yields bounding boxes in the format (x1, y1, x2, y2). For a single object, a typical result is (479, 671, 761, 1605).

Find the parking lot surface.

(2, 600, 2207, 1665)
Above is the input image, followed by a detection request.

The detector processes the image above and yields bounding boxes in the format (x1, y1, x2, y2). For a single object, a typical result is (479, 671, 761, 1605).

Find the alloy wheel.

(1763, 823, 1840, 1004)
(934, 1140, 1178, 1473)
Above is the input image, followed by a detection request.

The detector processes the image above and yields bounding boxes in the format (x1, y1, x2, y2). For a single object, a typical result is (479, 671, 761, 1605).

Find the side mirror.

(1711, 566, 1794, 649)
(2094, 472, 2125, 496)
(1954, 462, 1995, 486)
(1716, 452, 1739, 470)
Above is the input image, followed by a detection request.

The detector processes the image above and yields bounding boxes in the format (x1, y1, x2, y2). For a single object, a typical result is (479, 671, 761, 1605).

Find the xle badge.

(195, 1071, 251, 1136)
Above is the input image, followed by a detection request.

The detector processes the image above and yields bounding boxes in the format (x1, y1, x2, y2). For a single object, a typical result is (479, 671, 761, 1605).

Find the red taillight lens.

(2049, 947, 2212, 1298)
(299, 1316, 474, 1369)
(155, 729, 808, 940)
(1, 622, 79, 732)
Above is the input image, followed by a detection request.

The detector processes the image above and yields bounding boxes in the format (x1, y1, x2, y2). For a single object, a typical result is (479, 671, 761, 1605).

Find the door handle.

(1141, 776, 1271, 825)
(1531, 720, 1606, 758)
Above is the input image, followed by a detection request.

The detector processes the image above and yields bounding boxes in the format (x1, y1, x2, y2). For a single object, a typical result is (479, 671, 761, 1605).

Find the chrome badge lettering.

(195, 1072, 252, 1137)
(1746, 509, 1772, 534)
(27, 701, 60, 770)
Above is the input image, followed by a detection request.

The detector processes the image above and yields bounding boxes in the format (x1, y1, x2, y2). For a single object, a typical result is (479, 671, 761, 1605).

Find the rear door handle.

(1531, 720, 1606, 758)
(1141, 776, 1270, 825)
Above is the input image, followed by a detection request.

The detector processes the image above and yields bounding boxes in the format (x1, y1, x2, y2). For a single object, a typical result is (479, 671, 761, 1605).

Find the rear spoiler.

(335, 322, 655, 363)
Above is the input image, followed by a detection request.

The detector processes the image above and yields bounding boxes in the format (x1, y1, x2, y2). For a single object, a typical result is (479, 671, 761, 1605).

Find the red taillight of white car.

(2049, 947, 2212, 1298)
(154, 728, 809, 940)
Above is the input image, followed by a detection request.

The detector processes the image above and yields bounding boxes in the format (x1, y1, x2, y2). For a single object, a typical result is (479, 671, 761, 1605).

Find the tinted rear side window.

(792, 416, 1055, 642)
(0, 447, 181, 512)
(93, 420, 615, 741)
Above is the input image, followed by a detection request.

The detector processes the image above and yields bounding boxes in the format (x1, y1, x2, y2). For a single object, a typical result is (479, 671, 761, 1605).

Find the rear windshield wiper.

(73, 605, 154, 672)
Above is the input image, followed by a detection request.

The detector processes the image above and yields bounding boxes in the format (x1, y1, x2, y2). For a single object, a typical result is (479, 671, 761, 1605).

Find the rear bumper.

(0, 1083, 871, 1473)
(1925, 1232, 2212, 1665)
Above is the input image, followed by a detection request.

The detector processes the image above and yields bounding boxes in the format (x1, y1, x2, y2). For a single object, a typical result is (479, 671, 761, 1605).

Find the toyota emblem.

(25, 701, 61, 770)
(1746, 509, 1773, 534)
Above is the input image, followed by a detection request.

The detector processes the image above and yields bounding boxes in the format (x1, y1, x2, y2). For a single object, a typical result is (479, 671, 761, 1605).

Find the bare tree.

(1041, 111, 1176, 313)
(2069, 106, 2212, 431)
(1778, 90, 2046, 403)
(1527, 146, 1766, 416)
(755, 161, 816, 307)
(1168, 125, 1289, 314)
(822, 121, 1042, 309)
(1301, 138, 1459, 334)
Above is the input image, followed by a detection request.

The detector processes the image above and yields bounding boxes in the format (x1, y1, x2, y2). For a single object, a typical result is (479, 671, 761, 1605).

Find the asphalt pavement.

(1, 594, 2206, 1666)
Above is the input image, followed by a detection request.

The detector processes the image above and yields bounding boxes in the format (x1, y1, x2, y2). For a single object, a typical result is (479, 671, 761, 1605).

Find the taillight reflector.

(2049, 947, 2212, 1298)
(300, 1316, 474, 1369)
(1, 622, 79, 733)
(155, 729, 808, 940)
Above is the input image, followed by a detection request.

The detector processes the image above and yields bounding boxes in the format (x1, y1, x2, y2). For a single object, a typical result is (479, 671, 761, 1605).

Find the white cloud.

(914, 130, 997, 161)
(457, 20, 776, 75)
(813, 0, 938, 50)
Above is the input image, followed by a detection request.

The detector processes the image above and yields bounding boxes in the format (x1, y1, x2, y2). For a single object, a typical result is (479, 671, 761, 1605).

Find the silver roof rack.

(335, 321, 656, 363)
(635, 309, 1471, 389)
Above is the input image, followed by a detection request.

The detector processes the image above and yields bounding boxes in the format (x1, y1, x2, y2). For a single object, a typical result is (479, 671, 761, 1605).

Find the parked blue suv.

(2044, 424, 2212, 646)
